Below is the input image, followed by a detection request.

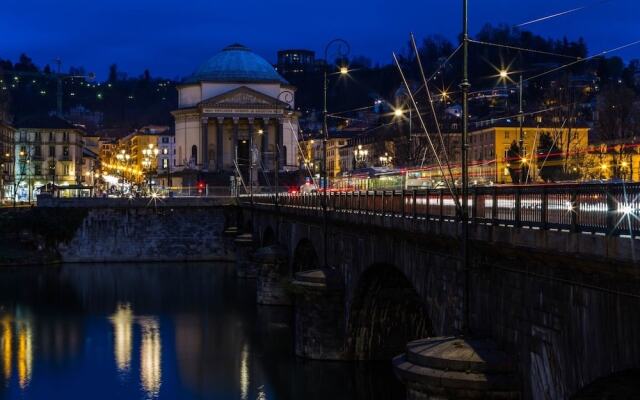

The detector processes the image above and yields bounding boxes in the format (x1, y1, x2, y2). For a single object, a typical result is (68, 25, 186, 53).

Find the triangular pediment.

(199, 86, 289, 109)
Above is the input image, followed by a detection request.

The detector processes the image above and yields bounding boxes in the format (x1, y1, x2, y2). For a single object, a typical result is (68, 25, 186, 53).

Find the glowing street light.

(394, 108, 405, 118)
(339, 66, 349, 75)
(499, 69, 509, 79)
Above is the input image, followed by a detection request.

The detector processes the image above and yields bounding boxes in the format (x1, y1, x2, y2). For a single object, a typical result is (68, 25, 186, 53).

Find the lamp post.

(115, 149, 131, 196)
(142, 143, 159, 195)
(379, 153, 393, 168)
(322, 38, 350, 270)
(461, 0, 471, 335)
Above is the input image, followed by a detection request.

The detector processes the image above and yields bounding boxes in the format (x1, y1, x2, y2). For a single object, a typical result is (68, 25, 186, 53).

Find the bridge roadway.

(240, 183, 640, 399)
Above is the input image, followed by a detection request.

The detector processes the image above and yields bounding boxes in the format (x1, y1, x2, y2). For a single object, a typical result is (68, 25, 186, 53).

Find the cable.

(413, 44, 463, 96)
(410, 33, 456, 186)
(393, 52, 460, 207)
(517, 0, 613, 27)
(469, 39, 581, 60)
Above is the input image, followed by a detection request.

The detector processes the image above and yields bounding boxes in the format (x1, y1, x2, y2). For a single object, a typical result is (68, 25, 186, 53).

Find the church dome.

(184, 44, 288, 84)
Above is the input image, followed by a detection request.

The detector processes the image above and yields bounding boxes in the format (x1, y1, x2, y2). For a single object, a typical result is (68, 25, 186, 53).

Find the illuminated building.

(0, 120, 15, 202)
(467, 122, 590, 184)
(13, 115, 88, 200)
(172, 44, 299, 181)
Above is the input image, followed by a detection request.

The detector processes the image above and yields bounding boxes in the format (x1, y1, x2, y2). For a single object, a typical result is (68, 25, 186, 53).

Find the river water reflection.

(0, 263, 404, 400)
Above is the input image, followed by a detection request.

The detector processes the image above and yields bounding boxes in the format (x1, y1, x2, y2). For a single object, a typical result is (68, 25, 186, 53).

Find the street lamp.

(353, 145, 368, 169)
(142, 143, 159, 195)
(379, 152, 393, 168)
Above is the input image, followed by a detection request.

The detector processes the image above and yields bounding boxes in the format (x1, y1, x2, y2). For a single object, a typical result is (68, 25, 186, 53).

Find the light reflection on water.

(0, 263, 404, 400)
(139, 316, 162, 399)
(109, 303, 133, 374)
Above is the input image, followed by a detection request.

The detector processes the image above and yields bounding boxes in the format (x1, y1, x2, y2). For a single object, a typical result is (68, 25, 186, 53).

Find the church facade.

(172, 44, 299, 180)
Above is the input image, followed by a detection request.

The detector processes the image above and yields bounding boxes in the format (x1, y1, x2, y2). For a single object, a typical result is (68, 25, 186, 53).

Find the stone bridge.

(239, 187, 640, 400)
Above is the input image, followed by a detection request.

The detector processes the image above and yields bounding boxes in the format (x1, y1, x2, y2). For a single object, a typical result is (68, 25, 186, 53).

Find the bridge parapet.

(243, 185, 640, 263)
(37, 194, 236, 208)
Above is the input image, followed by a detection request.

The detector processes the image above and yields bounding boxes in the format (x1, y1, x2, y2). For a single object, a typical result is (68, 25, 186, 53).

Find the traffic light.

(197, 181, 205, 194)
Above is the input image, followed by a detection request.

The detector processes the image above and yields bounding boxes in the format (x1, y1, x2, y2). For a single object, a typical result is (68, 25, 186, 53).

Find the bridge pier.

(255, 245, 291, 306)
(292, 269, 348, 360)
(393, 337, 520, 399)
(234, 233, 257, 278)
(222, 226, 238, 259)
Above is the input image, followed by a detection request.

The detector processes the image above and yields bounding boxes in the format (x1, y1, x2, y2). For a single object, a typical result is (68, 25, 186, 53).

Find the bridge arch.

(571, 369, 640, 399)
(292, 239, 319, 273)
(348, 263, 432, 360)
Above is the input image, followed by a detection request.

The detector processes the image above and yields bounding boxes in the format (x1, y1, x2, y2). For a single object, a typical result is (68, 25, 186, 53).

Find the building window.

(162, 158, 168, 169)
(34, 163, 41, 176)
(49, 132, 54, 141)
(49, 146, 55, 157)
(63, 132, 69, 142)
(63, 146, 69, 157)
(162, 148, 168, 155)
(63, 164, 70, 175)
(162, 137, 169, 144)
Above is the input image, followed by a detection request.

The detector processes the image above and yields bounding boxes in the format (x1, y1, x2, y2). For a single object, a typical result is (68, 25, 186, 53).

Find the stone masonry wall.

(60, 207, 230, 262)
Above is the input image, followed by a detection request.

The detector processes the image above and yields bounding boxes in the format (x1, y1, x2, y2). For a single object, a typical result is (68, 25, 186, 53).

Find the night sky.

(1, 0, 638, 80)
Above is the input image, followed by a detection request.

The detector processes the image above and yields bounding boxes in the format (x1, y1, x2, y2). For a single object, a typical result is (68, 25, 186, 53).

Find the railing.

(246, 183, 640, 237)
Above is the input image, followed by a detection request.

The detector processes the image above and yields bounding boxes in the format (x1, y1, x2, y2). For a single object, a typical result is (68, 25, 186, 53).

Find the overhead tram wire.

(435, 38, 640, 101)
(517, 0, 613, 27)
(468, 39, 582, 60)
(393, 52, 461, 208)
(410, 33, 457, 186)
(524, 39, 640, 82)
(412, 43, 463, 96)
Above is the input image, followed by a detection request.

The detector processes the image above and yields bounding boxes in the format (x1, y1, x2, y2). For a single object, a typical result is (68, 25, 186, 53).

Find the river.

(0, 263, 405, 400)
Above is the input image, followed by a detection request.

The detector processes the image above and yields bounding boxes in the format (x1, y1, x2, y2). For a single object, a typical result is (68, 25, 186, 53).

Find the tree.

(14, 54, 37, 72)
(537, 132, 563, 182)
(108, 64, 119, 82)
(595, 84, 638, 141)
(506, 140, 522, 183)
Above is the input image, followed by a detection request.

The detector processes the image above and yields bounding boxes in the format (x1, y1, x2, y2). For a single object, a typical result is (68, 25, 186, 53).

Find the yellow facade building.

(468, 122, 590, 184)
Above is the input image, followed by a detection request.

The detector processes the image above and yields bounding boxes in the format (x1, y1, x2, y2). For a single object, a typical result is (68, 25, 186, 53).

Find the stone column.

(262, 118, 270, 169)
(222, 225, 238, 259)
(248, 118, 255, 185)
(254, 245, 290, 305)
(292, 269, 348, 360)
(233, 117, 239, 168)
(201, 117, 208, 169)
(277, 118, 285, 167)
(234, 233, 256, 278)
(216, 117, 224, 171)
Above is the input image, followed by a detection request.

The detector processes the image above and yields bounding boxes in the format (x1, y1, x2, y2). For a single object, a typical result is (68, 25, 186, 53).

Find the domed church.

(172, 44, 299, 182)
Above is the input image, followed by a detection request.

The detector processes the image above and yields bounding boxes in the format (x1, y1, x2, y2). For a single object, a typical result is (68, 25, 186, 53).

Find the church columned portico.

(172, 44, 299, 183)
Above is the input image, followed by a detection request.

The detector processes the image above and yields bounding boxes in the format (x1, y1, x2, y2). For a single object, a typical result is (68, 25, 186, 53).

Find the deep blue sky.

(1, 0, 638, 80)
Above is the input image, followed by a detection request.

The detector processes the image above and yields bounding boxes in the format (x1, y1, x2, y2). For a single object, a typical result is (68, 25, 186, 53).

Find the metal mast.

(461, 0, 471, 334)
